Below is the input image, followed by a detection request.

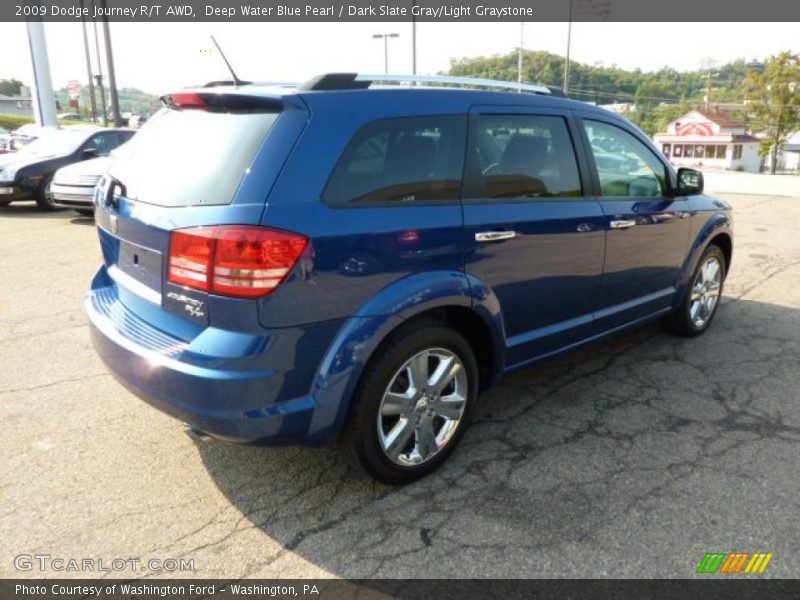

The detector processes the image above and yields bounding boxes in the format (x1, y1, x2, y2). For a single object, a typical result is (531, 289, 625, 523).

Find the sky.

(1, 21, 799, 94)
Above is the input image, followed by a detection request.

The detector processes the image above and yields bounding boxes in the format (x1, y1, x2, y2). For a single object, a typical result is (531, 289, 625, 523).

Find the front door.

(578, 116, 691, 330)
(462, 107, 606, 370)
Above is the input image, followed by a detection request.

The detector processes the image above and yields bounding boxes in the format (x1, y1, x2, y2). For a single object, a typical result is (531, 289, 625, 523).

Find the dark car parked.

(0, 127, 134, 210)
(86, 74, 732, 483)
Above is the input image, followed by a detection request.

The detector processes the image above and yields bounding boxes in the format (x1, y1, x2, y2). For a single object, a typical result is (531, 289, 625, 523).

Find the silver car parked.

(51, 155, 112, 216)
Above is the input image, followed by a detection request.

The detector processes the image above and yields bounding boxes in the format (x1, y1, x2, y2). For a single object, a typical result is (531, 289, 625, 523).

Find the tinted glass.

(583, 120, 667, 197)
(323, 115, 466, 206)
(471, 114, 582, 199)
(85, 132, 121, 156)
(108, 108, 280, 207)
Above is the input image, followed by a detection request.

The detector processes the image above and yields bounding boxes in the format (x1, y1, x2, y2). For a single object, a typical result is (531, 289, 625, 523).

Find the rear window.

(323, 115, 467, 206)
(108, 107, 280, 207)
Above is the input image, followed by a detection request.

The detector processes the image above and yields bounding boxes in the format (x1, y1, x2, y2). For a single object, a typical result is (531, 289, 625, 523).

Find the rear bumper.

(85, 268, 343, 444)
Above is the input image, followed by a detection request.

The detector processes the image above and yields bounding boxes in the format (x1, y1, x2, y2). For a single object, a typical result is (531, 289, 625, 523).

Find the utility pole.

(92, 13, 107, 126)
(372, 33, 399, 74)
(26, 21, 57, 127)
(101, 0, 122, 126)
(517, 22, 524, 89)
(705, 71, 712, 111)
(564, 0, 574, 94)
(79, 0, 97, 122)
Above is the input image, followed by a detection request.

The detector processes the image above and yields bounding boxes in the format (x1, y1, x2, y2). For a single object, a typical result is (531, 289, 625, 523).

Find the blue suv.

(86, 73, 732, 483)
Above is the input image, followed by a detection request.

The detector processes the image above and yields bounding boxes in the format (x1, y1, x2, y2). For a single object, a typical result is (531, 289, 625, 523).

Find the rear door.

(462, 106, 606, 369)
(576, 116, 691, 330)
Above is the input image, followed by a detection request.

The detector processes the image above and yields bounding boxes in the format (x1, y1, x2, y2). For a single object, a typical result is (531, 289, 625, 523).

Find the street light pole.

(412, 1, 417, 75)
(372, 33, 399, 74)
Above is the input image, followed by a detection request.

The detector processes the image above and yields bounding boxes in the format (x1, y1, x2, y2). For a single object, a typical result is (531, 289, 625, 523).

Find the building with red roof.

(653, 110, 762, 172)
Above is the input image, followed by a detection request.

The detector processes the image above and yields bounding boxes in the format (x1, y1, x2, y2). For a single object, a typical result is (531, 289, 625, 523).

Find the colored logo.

(696, 552, 773, 574)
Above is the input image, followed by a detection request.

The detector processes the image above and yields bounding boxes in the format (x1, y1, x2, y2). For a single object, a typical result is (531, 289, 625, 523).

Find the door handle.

(609, 219, 637, 229)
(475, 230, 517, 242)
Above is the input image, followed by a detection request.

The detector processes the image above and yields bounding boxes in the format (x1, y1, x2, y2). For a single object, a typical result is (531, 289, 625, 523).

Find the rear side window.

(108, 107, 280, 207)
(323, 115, 467, 206)
(471, 114, 583, 199)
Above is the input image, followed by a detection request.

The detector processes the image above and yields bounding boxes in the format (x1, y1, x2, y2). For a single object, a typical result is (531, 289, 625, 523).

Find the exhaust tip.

(182, 423, 212, 442)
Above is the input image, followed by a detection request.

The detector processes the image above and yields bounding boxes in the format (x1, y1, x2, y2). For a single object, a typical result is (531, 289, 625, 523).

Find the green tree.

(745, 52, 800, 174)
(0, 78, 23, 96)
(446, 50, 758, 134)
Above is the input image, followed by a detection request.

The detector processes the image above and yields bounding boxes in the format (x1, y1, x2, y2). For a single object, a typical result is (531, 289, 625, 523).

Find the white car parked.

(51, 155, 112, 216)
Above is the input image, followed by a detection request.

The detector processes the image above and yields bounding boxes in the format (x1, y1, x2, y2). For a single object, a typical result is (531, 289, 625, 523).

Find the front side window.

(471, 114, 582, 199)
(582, 120, 667, 197)
(323, 115, 466, 206)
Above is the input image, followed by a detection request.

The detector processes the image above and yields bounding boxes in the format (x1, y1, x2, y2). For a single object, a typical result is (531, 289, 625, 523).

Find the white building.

(768, 131, 800, 173)
(0, 93, 33, 117)
(653, 110, 762, 173)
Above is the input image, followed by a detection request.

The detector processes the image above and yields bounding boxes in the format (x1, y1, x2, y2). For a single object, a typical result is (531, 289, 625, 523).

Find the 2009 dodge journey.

(86, 73, 732, 483)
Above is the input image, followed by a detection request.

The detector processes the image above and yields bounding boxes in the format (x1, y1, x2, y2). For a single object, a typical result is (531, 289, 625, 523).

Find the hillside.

(55, 85, 160, 118)
(447, 51, 759, 134)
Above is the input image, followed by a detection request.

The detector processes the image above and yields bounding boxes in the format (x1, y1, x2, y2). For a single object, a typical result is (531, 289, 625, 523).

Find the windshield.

(16, 130, 88, 157)
(108, 107, 281, 207)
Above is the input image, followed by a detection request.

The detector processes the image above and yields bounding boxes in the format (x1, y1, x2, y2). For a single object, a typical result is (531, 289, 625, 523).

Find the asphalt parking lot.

(2, 190, 800, 579)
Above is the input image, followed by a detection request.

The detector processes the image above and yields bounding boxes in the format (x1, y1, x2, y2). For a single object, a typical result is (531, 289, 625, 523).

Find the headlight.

(0, 167, 17, 181)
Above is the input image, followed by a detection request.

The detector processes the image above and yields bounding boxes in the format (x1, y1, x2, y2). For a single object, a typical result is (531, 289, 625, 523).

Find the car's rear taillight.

(168, 226, 308, 298)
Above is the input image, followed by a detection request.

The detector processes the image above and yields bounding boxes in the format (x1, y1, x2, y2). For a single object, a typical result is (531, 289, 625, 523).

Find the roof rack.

(202, 79, 252, 88)
(358, 74, 553, 95)
(298, 73, 559, 96)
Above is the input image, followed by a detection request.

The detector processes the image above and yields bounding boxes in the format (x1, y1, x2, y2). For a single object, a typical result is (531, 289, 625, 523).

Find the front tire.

(663, 244, 726, 337)
(35, 176, 64, 211)
(346, 320, 478, 484)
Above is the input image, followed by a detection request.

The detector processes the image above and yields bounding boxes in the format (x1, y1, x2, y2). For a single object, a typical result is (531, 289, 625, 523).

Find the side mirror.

(676, 167, 703, 196)
(82, 148, 98, 160)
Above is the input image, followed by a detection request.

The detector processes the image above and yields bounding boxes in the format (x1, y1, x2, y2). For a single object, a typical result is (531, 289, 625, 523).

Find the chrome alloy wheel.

(377, 347, 468, 466)
(689, 255, 723, 329)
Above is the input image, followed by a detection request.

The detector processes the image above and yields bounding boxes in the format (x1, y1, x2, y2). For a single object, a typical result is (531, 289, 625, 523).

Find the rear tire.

(35, 176, 64, 211)
(345, 320, 478, 484)
(663, 244, 726, 337)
